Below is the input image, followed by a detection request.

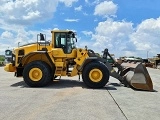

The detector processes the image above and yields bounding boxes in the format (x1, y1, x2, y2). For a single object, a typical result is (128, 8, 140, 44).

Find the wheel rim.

(29, 68, 42, 81)
(89, 68, 103, 82)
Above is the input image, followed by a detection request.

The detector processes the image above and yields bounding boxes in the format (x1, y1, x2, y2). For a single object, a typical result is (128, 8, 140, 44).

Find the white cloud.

(23, 11, 41, 20)
(89, 17, 160, 58)
(83, 12, 89, 16)
(82, 31, 93, 36)
(64, 19, 79, 22)
(85, 0, 106, 6)
(93, 0, 102, 5)
(85, 0, 89, 3)
(130, 17, 160, 57)
(0, 30, 15, 55)
(76, 37, 95, 50)
(94, 1, 117, 17)
(1, 31, 13, 39)
(59, 0, 78, 7)
(0, 0, 159, 60)
(0, 0, 59, 25)
(0, 43, 13, 55)
(75, 5, 82, 11)
(0, 28, 53, 55)
(90, 19, 134, 57)
(0, 0, 79, 27)
(0, 0, 78, 55)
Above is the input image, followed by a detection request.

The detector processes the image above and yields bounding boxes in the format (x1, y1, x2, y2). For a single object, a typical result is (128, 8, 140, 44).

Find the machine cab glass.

(54, 31, 76, 54)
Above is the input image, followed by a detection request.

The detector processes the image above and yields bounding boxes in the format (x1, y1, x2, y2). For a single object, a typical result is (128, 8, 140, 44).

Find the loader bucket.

(120, 62, 153, 91)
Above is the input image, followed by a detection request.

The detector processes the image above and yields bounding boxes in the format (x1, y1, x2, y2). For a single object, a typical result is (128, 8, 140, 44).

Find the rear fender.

(19, 51, 55, 71)
(15, 51, 55, 77)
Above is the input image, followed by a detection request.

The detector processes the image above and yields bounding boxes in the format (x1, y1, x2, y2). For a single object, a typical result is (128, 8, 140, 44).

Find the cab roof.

(51, 30, 72, 33)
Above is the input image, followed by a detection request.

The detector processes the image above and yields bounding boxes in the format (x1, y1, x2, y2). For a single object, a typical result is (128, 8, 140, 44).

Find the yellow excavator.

(4, 30, 153, 91)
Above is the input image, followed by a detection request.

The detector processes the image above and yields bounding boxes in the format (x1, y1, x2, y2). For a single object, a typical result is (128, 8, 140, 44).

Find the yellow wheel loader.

(4, 30, 153, 91)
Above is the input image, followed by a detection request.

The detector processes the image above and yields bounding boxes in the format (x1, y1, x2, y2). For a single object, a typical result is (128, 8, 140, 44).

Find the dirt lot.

(0, 66, 160, 120)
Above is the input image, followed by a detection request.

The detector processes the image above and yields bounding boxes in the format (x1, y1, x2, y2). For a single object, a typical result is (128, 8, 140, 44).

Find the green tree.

(0, 56, 5, 61)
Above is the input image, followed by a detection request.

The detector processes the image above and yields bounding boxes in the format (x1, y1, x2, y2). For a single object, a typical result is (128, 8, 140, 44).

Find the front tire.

(82, 62, 110, 88)
(23, 61, 51, 87)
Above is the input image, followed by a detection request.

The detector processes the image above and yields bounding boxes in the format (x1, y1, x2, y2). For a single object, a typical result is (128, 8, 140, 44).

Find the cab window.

(54, 32, 73, 54)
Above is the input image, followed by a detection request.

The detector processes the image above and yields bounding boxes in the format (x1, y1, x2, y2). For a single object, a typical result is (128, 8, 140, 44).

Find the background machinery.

(154, 54, 160, 69)
(4, 49, 12, 65)
(4, 30, 153, 91)
(150, 54, 160, 69)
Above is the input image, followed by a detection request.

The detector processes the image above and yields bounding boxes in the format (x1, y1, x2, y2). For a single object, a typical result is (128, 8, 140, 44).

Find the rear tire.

(82, 62, 110, 88)
(50, 66, 56, 81)
(23, 61, 51, 87)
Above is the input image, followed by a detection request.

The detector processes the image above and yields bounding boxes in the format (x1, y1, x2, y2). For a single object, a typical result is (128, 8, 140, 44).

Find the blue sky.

(0, 0, 160, 58)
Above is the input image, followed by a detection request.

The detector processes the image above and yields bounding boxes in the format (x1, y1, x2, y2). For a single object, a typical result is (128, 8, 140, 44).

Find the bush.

(0, 56, 5, 61)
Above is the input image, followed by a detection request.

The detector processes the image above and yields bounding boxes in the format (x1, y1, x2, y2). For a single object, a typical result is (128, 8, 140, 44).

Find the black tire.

(50, 66, 56, 81)
(50, 75, 58, 81)
(23, 61, 51, 87)
(54, 76, 58, 79)
(82, 62, 110, 88)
